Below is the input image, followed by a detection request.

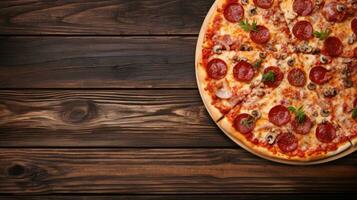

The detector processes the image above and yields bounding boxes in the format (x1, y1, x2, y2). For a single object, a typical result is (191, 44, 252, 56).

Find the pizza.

(196, 0, 357, 162)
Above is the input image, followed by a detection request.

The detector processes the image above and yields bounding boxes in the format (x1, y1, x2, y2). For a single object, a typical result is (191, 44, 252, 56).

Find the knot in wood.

(7, 163, 25, 177)
(60, 100, 97, 124)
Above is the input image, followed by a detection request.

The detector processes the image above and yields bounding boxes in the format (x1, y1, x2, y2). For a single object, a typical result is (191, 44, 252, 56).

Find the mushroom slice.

(265, 133, 276, 145)
(321, 109, 330, 117)
(212, 44, 223, 54)
(251, 110, 261, 119)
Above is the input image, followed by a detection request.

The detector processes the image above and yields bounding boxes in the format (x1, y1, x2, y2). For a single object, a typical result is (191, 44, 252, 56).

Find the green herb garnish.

(239, 20, 258, 32)
(313, 29, 331, 40)
(288, 106, 306, 123)
(240, 117, 254, 127)
(352, 108, 357, 119)
(262, 71, 276, 82)
(253, 59, 263, 68)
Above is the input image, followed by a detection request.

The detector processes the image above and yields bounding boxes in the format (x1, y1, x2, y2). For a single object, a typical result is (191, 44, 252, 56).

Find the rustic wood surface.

(0, 37, 197, 88)
(1, 149, 356, 194)
(0, 0, 356, 198)
(0, 194, 354, 200)
(0, 90, 230, 147)
(0, 0, 213, 35)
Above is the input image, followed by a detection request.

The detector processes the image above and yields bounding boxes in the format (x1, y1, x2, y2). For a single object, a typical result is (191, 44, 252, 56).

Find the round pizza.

(196, 0, 357, 163)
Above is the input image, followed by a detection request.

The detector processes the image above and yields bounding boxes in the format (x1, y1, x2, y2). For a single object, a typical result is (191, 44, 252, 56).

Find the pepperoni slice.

(224, 3, 244, 23)
(277, 132, 298, 153)
(316, 122, 336, 143)
(293, 0, 313, 16)
(269, 105, 291, 126)
(262, 67, 284, 88)
(322, 2, 347, 22)
(233, 61, 255, 82)
(291, 116, 312, 135)
(354, 47, 357, 58)
(250, 25, 270, 44)
(234, 113, 256, 134)
(323, 37, 343, 57)
(309, 66, 329, 85)
(352, 18, 357, 35)
(207, 59, 228, 80)
(288, 68, 306, 87)
(292, 21, 313, 40)
(253, 0, 274, 9)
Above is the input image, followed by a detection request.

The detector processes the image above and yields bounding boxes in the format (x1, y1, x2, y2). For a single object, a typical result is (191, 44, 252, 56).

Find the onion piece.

(215, 87, 233, 99)
(215, 81, 233, 99)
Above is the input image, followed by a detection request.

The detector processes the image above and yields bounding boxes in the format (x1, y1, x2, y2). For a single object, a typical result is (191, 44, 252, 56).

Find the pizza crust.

(196, 68, 224, 121)
(195, 0, 225, 121)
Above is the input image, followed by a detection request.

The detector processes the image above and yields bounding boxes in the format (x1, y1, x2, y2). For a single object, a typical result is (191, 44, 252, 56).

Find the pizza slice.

(202, 0, 293, 59)
(280, 0, 357, 58)
(196, 0, 294, 121)
(306, 55, 357, 146)
(196, 49, 280, 121)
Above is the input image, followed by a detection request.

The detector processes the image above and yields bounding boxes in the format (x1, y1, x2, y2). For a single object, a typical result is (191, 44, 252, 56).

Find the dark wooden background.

(0, 0, 356, 199)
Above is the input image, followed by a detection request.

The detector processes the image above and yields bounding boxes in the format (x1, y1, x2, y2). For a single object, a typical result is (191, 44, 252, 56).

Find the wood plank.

(0, 90, 233, 147)
(0, 36, 197, 89)
(0, 148, 356, 194)
(0, 194, 354, 200)
(0, 0, 213, 35)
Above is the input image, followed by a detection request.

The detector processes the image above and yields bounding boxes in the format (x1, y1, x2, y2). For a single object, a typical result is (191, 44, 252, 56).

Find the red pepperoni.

(323, 37, 343, 57)
(288, 68, 306, 87)
(253, 0, 274, 9)
(262, 67, 284, 88)
(277, 132, 298, 153)
(292, 21, 313, 40)
(322, 2, 347, 22)
(316, 122, 336, 143)
(269, 105, 291, 126)
(352, 18, 357, 35)
(234, 113, 256, 134)
(293, 0, 313, 16)
(224, 3, 244, 23)
(250, 25, 270, 44)
(354, 47, 357, 58)
(309, 66, 329, 85)
(207, 59, 228, 80)
(233, 61, 255, 82)
(291, 116, 312, 135)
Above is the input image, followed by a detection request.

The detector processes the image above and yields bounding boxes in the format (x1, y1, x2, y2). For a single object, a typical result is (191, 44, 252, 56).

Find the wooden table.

(0, 0, 356, 199)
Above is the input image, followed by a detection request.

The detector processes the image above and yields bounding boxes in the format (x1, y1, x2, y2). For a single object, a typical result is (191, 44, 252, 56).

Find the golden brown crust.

(196, 72, 224, 121)
(195, 0, 224, 121)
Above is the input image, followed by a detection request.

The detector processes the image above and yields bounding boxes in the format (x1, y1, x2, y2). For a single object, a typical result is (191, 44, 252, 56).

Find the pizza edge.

(195, 0, 225, 122)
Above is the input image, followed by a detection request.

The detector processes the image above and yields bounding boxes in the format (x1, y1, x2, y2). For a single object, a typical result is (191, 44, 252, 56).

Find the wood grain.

(0, 194, 354, 200)
(1, 0, 355, 197)
(0, 90, 233, 147)
(0, 148, 356, 194)
(0, 0, 213, 35)
(0, 36, 197, 89)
